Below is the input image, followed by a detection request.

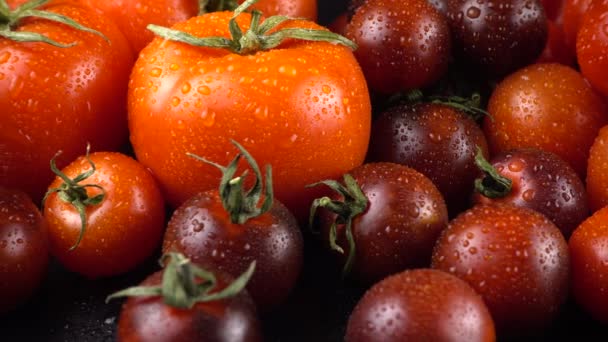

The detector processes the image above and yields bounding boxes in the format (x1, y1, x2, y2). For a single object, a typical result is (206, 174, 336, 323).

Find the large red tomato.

(128, 10, 371, 219)
(0, 0, 133, 203)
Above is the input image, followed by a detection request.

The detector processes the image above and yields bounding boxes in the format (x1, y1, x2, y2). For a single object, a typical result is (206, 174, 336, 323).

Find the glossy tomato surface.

(577, 0, 608, 97)
(586, 125, 608, 212)
(0, 0, 133, 203)
(128, 12, 371, 220)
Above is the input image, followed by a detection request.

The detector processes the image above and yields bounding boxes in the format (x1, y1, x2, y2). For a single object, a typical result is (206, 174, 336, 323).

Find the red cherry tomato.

(577, 0, 608, 97)
(562, 0, 592, 53)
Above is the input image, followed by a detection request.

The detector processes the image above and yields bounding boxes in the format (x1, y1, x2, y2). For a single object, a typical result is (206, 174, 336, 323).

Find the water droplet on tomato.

(149, 68, 162, 77)
(197, 85, 211, 95)
(181, 82, 191, 94)
(171, 97, 181, 107)
(522, 189, 535, 202)
(508, 159, 524, 172)
(466, 6, 481, 19)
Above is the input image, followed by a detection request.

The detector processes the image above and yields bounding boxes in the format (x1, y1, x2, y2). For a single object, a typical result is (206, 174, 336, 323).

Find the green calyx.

(308, 174, 368, 277)
(198, 0, 239, 15)
(393, 89, 491, 122)
(0, 0, 108, 48)
(188, 140, 273, 225)
(106, 252, 256, 309)
(149, 0, 356, 55)
(43, 144, 105, 250)
(474, 146, 513, 198)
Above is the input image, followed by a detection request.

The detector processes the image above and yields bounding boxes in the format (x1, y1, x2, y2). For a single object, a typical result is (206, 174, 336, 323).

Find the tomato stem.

(474, 146, 513, 198)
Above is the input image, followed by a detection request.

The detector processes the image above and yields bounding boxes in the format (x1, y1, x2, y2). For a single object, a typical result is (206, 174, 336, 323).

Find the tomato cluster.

(2, 0, 608, 340)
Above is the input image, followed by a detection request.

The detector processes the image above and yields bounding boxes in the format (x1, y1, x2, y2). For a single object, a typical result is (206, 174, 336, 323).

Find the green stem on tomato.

(474, 146, 513, 198)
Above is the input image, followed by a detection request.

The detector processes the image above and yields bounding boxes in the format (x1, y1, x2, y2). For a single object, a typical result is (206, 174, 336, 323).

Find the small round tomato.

(536, 20, 575, 65)
(345, 0, 451, 94)
(432, 204, 570, 335)
(345, 269, 496, 342)
(577, 0, 608, 97)
(0, 0, 133, 203)
(446, 0, 548, 77)
(0, 188, 48, 314)
(586, 125, 608, 212)
(562, 0, 592, 53)
(129, 8, 371, 221)
(569, 206, 608, 324)
(43, 149, 165, 278)
(484, 63, 608, 178)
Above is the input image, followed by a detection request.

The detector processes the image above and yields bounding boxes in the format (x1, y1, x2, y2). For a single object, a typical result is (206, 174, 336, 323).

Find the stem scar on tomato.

(473, 146, 513, 198)
(42, 144, 105, 251)
(0, 0, 109, 47)
(147, 0, 356, 55)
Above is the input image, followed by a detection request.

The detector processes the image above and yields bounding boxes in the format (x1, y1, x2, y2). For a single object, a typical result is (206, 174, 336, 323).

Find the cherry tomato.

(367, 102, 489, 217)
(312, 162, 448, 284)
(562, 0, 592, 53)
(569, 206, 608, 324)
(446, 0, 548, 77)
(536, 20, 575, 65)
(0, 188, 48, 314)
(432, 204, 570, 335)
(484, 63, 608, 178)
(43, 150, 165, 278)
(541, 0, 565, 23)
(128, 9, 371, 221)
(577, 0, 608, 97)
(0, 0, 133, 203)
(586, 125, 608, 212)
(472, 148, 588, 238)
(345, 0, 451, 94)
(345, 269, 496, 342)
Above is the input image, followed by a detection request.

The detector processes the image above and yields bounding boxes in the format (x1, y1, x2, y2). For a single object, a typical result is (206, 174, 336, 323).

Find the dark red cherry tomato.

(0, 188, 48, 314)
(311, 162, 448, 284)
(367, 102, 489, 217)
(586, 125, 608, 212)
(345, 0, 451, 94)
(472, 148, 588, 238)
(446, 0, 548, 77)
(536, 20, 575, 65)
(345, 268, 496, 342)
(432, 204, 570, 335)
(562, 0, 592, 53)
(577, 0, 608, 97)
(163, 142, 303, 311)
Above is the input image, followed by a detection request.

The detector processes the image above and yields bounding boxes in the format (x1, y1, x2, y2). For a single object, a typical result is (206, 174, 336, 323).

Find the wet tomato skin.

(484, 63, 608, 178)
(576, 0, 608, 97)
(446, 0, 548, 77)
(586, 126, 608, 212)
(367, 102, 489, 217)
(345, 0, 451, 94)
(163, 191, 303, 312)
(562, 0, 593, 53)
(472, 148, 588, 238)
(345, 268, 496, 342)
(0, 188, 48, 314)
(318, 162, 448, 284)
(431, 204, 570, 334)
(117, 270, 262, 342)
(44, 152, 165, 279)
(569, 206, 608, 324)
(536, 20, 575, 65)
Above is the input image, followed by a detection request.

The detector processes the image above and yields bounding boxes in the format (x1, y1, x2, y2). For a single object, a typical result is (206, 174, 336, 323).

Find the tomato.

(242, 0, 317, 22)
(345, 0, 451, 94)
(569, 206, 608, 324)
(536, 20, 575, 65)
(110, 253, 262, 342)
(577, 0, 608, 97)
(128, 9, 371, 221)
(311, 162, 448, 284)
(43, 149, 165, 278)
(586, 125, 608, 212)
(345, 269, 496, 342)
(472, 148, 588, 238)
(0, 0, 133, 203)
(484, 63, 608, 178)
(541, 0, 565, 23)
(562, 0, 592, 53)
(432, 204, 570, 335)
(0, 188, 48, 314)
(367, 102, 489, 217)
(428, 0, 448, 15)
(446, 0, 548, 77)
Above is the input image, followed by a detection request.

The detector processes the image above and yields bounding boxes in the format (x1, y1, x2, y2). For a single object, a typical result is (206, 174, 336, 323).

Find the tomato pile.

(2, 0, 608, 340)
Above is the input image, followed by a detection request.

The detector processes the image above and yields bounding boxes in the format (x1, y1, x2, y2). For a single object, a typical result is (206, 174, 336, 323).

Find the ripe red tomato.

(0, 188, 48, 314)
(577, 0, 608, 97)
(536, 20, 575, 65)
(43, 150, 165, 278)
(586, 125, 608, 212)
(569, 206, 608, 324)
(0, 0, 133, 203)
(128, 10, 371, 220)
(562, 0, 592, 53)
(345, 269, 496, 342)
(541, 0, 565, 23)
(484, 63, 608, 178)
(432, 204, 570, 335)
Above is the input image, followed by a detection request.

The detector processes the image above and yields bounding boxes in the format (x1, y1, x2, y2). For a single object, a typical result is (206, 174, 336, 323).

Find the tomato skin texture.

(117, 271, 262, 342)
(163, 191, 303, 311)
(432, 204, 570, 334)
(239, 0, 317, 22)
(0, 0, 133, 203)
(484, 63, 608, 178)
(345, 0, 451, 94)
(576, 0, 608, 97)
(536, 20, 575, 65)
(472, 148, 589, 238)
(562, 0, 592, 53)
(128, 13, 371, 220)
(0, 188, 48, 314)
(345, 269, 496, 342)
(367, 103, 489, 217)
(586, 126, 608, 212)
(569, 206, 608, 324)
(44, 152, 165, 278)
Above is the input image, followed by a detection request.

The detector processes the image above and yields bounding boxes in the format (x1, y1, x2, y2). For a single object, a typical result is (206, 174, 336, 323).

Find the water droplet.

(466, 6, 481, 19)
(522, 189, 535, 202)
(197, 85, 211, 95)
(149, 68, 162, 77)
